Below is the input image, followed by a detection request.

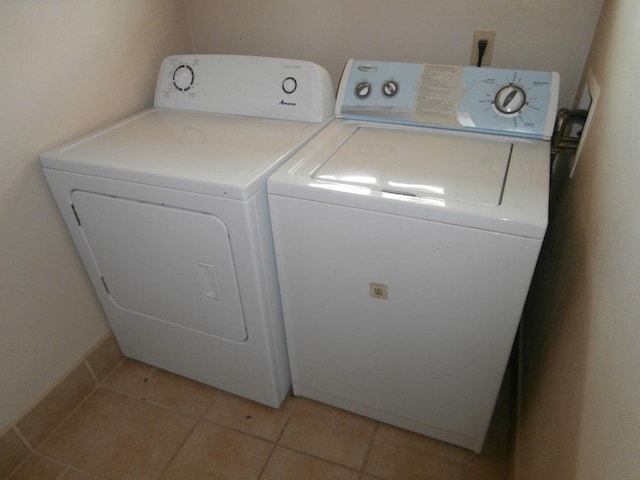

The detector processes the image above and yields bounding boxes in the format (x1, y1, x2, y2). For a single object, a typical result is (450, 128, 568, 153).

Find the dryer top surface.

(41, 108, 328, 200)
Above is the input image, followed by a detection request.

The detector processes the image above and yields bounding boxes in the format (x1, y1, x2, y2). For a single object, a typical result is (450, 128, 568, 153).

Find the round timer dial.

(494, 84, 527, 115)
(173, 65, 194, 92)
(282, 77, 297, 94)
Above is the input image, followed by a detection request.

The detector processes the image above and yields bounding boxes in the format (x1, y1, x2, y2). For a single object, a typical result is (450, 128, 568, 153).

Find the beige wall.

(184, 0, 603, 109)
(0, 1, 192, 431)
(515, 0, 640, 478)
(5, 4, 637, 477)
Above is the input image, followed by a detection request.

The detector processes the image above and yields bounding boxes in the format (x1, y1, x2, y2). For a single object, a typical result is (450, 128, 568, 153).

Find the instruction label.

(415, 65, 465, 127)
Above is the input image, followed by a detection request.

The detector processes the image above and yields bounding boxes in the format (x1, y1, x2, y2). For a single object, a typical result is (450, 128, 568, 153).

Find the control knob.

(494, 83, 527, 115)
(382, 80, 399, 98)
(173, 65, 194, 92)
(282, 77, 297, 94)
(355, 81, 372, 99)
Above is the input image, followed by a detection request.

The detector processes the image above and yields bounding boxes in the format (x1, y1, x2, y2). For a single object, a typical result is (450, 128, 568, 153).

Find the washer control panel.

(154, 55, 335, 123)
(336, 59, 559, 139)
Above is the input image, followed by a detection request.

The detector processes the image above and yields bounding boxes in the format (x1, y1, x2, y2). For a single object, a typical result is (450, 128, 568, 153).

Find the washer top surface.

(313, 126, 511, 206)
(42, 108, 328, 200)
(268, 119, 550, 239)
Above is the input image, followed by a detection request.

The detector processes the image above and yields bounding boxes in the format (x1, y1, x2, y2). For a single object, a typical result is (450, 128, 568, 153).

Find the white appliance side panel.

(269, 195, 542, 447)
(249, 187, 292, 401)
(71, 191, 247, 342)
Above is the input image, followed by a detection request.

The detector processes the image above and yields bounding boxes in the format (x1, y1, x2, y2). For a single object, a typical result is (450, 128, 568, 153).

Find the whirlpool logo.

(279, 99, 297, 106)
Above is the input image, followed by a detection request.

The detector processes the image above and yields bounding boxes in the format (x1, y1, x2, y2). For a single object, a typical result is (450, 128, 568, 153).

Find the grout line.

(266, 444, 362, 476)
(33, 385, 128, 475)
(29, 383, 100, 451)
(199, 385, 221, 421)
(97, 358, 155, 400)
(156, 414, 202, 478)
(273, 392, 298, 446)
(84, 358, 100, 385)
(96, 356, 126, 388)
(57, 466, 71, 480)
(255, 440, 278, 480)
(6, 451, 69, 480)
(58, 466, 99, 480)
(195, 415, 277, 446)
(359, 420, 380, 475)
(255, 392, 299, 479)
(5, 427, 35, 479)
(11, 425, 34, 452)
(266, 395, 370, 475)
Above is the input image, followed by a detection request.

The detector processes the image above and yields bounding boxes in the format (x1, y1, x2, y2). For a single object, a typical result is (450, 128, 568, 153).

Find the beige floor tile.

(260, 446, 359, 480)
(59, 468, 95, 479)
(8, 454, 65, 479)
(160, 421, 272, 480)
(74, 398, 195, 479)
(206, 391, 296, 441)
(279, 398, 376, 470)
(87, 334, 123, 382)
(38, 387, 127, 464)
(136, 368, 218, 418)
(101, 358, 154, 396)
(16, 363, 96, 448)
(364, 424, 467, 480)
(0, 428, 31, 478)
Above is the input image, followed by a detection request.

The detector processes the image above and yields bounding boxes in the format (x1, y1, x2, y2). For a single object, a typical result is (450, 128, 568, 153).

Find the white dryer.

(41, 55, 334, 407)
(267, 60, 558, 450)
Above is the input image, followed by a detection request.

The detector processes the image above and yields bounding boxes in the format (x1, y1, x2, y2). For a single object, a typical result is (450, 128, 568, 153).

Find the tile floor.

(7, 358, 510, 479)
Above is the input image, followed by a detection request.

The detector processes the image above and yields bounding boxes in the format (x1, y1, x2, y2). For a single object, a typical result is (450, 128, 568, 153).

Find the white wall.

(515, 0, 640, 478)
(184, 0, 603, 109)
(0, 1, 192, 431)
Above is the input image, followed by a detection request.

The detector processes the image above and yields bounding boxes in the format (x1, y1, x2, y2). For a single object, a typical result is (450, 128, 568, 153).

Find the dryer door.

(72, 190, 247, 342)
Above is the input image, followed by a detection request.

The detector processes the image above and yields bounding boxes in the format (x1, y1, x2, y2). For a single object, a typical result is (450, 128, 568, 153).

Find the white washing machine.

(267, 60, 559, 450)
(41, 55, 334, 407)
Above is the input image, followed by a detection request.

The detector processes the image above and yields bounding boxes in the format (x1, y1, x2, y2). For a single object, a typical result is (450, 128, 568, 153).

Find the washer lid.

(268, 119, 550, 239)
(313, 127, 511, 205)
(41, 108, 325, 200)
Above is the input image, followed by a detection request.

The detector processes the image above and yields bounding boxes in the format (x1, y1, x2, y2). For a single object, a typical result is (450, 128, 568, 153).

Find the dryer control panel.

(155, 55, 335, 123)
(336, 60, 559, 139)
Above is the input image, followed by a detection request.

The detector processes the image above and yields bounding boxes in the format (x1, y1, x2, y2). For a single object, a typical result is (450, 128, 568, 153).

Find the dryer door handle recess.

(198, 263, 220, 300)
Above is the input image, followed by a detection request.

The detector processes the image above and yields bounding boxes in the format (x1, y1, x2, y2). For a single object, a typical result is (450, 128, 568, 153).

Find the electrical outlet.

(470, 31, 496, 67)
